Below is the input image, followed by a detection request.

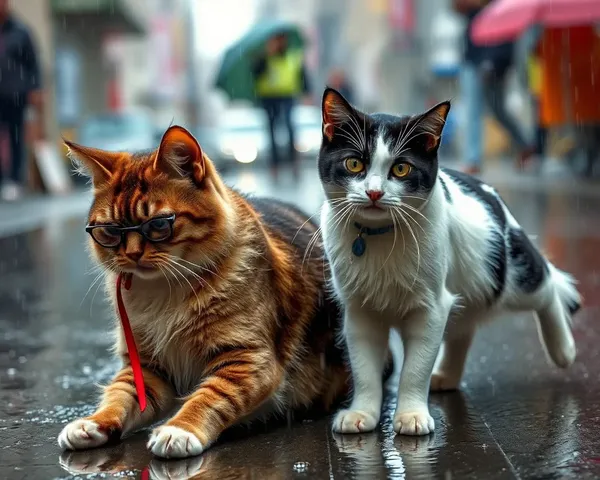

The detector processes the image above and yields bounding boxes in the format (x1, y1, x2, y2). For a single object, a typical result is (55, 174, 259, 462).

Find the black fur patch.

(439, 175, 452, 202)
(442, 168, 507, 302)
(508, 228, 548, 294)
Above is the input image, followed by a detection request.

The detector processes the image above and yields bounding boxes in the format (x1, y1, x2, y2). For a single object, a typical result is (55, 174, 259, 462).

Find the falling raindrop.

(7, 368, 16, 376)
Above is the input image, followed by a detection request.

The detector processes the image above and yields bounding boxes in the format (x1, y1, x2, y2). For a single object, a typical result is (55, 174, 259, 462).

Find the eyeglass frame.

(85, 214, 177, 248)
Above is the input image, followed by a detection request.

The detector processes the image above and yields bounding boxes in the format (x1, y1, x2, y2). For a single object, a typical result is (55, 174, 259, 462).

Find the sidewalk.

(0, 188, 92, 239)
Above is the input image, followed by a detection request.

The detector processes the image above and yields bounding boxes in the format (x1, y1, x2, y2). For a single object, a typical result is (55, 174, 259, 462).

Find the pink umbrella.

(471, 0, 600, 45)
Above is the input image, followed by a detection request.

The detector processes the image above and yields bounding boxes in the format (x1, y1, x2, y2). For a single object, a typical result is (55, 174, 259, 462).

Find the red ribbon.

(116, 273, 147, 412)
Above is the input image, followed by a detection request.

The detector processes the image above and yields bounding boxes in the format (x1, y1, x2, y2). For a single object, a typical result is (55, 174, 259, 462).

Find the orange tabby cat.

(57, 126, 348, 458)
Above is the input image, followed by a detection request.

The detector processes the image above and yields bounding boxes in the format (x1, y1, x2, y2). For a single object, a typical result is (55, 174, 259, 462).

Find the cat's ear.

(64, 140, 120, 186)
(416, 101, 451, 153)
(154, 125, 206, 184)
(322, 87, 356, 141)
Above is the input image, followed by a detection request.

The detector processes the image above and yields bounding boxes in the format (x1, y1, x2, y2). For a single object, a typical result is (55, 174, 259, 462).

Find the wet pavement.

(1, 163, 600, 479)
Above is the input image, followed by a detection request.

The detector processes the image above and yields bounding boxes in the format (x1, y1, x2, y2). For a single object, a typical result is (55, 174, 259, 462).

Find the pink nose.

(366, 190, 384, 202)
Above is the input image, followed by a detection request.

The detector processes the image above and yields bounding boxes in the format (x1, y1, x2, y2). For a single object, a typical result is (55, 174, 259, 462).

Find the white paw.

(148, 457, 205, 480)
(393, 410, 435, 436)
(58, 419, 110, 450)
(552, 340, 577, 369)
(148, 425, 204, 459)
(430, 372, 461, 392)
(332, 409, 379, 434)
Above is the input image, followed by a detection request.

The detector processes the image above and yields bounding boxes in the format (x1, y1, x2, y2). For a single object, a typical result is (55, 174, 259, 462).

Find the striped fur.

(58, 126, 348, 458)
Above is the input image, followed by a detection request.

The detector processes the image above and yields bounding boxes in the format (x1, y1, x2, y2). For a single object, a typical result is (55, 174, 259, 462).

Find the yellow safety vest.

(528, 56, 542, 96)
(255, 50, 304, 98)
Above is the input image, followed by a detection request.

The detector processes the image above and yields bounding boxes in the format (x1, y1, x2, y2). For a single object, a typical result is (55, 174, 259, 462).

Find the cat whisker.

(80, 270, 106, 309)
(161, 261, 184, 290)
(172, 256, 226, 282)
(302, 202, 355, 273)
(163, 258, 204, 310)
(395, 207, 421, 287)
(399, 205, 427, 235)
(292, 210, 325, 243)
(157, 264, 173, 307)
(393, 115, 430, 158)
(301, 226, 323, 273)
(376, 208, 398, 274)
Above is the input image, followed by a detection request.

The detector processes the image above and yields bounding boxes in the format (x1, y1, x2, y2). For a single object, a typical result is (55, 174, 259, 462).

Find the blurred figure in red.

(0, 0, 44, 201)
(253, 33, 311, 181)
(327, 68, 355, 104)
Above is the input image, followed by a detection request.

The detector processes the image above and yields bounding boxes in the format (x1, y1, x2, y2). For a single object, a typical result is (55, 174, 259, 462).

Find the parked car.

(77, 110, 162, 154)
(209, 105, 322, 170)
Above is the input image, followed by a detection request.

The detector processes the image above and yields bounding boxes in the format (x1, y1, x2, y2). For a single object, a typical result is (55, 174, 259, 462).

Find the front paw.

(332, 409, 379, 434)
(58, 419, 112, 450)
(148, 425, 204, 459)
(393, 410, 434, 436)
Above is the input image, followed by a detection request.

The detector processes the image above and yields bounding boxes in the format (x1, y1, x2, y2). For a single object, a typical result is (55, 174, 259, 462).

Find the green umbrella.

(215, 20, 305, 102)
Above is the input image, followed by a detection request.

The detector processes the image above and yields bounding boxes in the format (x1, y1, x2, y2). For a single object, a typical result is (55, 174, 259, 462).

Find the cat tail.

(551, 265, 582, 318)
(536, 264, 580, 368)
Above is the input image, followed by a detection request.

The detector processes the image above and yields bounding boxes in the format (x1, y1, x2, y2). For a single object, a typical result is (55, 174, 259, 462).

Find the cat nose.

(366, 190, 384, 202)
(126, 250, 143, 262)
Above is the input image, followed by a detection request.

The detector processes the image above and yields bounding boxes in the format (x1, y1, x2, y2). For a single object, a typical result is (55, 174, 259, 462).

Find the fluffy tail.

(552, 266, 582, 317)
(536, 265, 580, 368)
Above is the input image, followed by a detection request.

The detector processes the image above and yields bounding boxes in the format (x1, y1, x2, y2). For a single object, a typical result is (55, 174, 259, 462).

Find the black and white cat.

(318, 88, 580, 436)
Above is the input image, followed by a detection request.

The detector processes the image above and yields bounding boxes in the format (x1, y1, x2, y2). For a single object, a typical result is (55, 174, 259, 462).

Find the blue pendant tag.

(352, 235, 366, 257)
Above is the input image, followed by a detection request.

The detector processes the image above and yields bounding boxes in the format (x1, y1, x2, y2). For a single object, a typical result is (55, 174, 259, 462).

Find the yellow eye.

(345, 158, 364, 173)
(391, 163, 411, 178)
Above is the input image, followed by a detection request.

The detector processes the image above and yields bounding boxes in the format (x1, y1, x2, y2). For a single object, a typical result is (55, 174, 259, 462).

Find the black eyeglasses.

(85, 214, 176, 248)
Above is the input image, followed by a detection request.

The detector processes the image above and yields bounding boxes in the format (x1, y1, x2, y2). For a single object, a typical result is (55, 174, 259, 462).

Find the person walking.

(0, 0, 44, 200)
(454, 0, 534, 175)
(253, 32, 311, 181)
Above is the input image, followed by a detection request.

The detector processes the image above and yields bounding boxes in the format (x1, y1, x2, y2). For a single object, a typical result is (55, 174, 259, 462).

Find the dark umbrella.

(215, 20, 305, 102)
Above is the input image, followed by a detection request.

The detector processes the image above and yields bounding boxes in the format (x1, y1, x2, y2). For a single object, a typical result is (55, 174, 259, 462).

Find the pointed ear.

(322, 87, 357, 141)
(154, 126, 206, 184)
(416, 101, 451, 153)
(64, 140, 120, 186)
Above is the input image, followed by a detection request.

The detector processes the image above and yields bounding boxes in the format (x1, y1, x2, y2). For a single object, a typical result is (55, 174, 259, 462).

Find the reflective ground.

(1, 162, 600, 479)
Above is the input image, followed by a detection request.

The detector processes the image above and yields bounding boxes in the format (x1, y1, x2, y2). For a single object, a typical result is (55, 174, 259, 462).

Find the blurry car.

(77, 110, 161, 153)
(211, 105, 322, 170)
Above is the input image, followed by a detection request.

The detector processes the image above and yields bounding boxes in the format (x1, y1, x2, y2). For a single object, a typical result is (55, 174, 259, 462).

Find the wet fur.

(57, 126, 348, 458)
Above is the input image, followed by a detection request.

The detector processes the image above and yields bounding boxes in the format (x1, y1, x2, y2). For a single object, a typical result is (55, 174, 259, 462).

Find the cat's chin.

(119, 266, 162, 281)
(356, 206, 392, 222)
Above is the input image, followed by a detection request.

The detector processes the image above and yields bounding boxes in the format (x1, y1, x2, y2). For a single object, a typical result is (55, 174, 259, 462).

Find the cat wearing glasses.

(318, 88, 580, 436)
(58, 126, 349, 458)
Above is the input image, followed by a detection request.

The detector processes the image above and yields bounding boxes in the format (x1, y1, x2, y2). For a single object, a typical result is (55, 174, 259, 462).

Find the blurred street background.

(2, 0, 600, 478)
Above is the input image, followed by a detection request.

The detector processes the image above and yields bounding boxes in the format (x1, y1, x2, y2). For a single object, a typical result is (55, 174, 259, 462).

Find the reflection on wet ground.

(1, 165, 600, 479)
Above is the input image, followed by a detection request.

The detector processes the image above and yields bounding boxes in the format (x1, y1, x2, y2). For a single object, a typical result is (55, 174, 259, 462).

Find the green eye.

(345, 158, 364, 173)
(391, 163, 411, 178)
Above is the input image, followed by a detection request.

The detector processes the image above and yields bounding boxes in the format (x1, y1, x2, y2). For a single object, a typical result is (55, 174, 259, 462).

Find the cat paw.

(148, 425, 204, 459)
(148, 456, 205, 480)
(393, 410, 435, 436)
(332, 409, 379, 434)
(430, 372, 461, 392)
(58, 419, 111, 450)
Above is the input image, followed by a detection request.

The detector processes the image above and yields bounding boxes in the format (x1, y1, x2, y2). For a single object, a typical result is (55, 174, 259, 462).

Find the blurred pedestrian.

(253, 32, 311, 181)
(0, 0, 44, 201)
(453, 0, 534, 175)
(327, 68, 355, 104)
